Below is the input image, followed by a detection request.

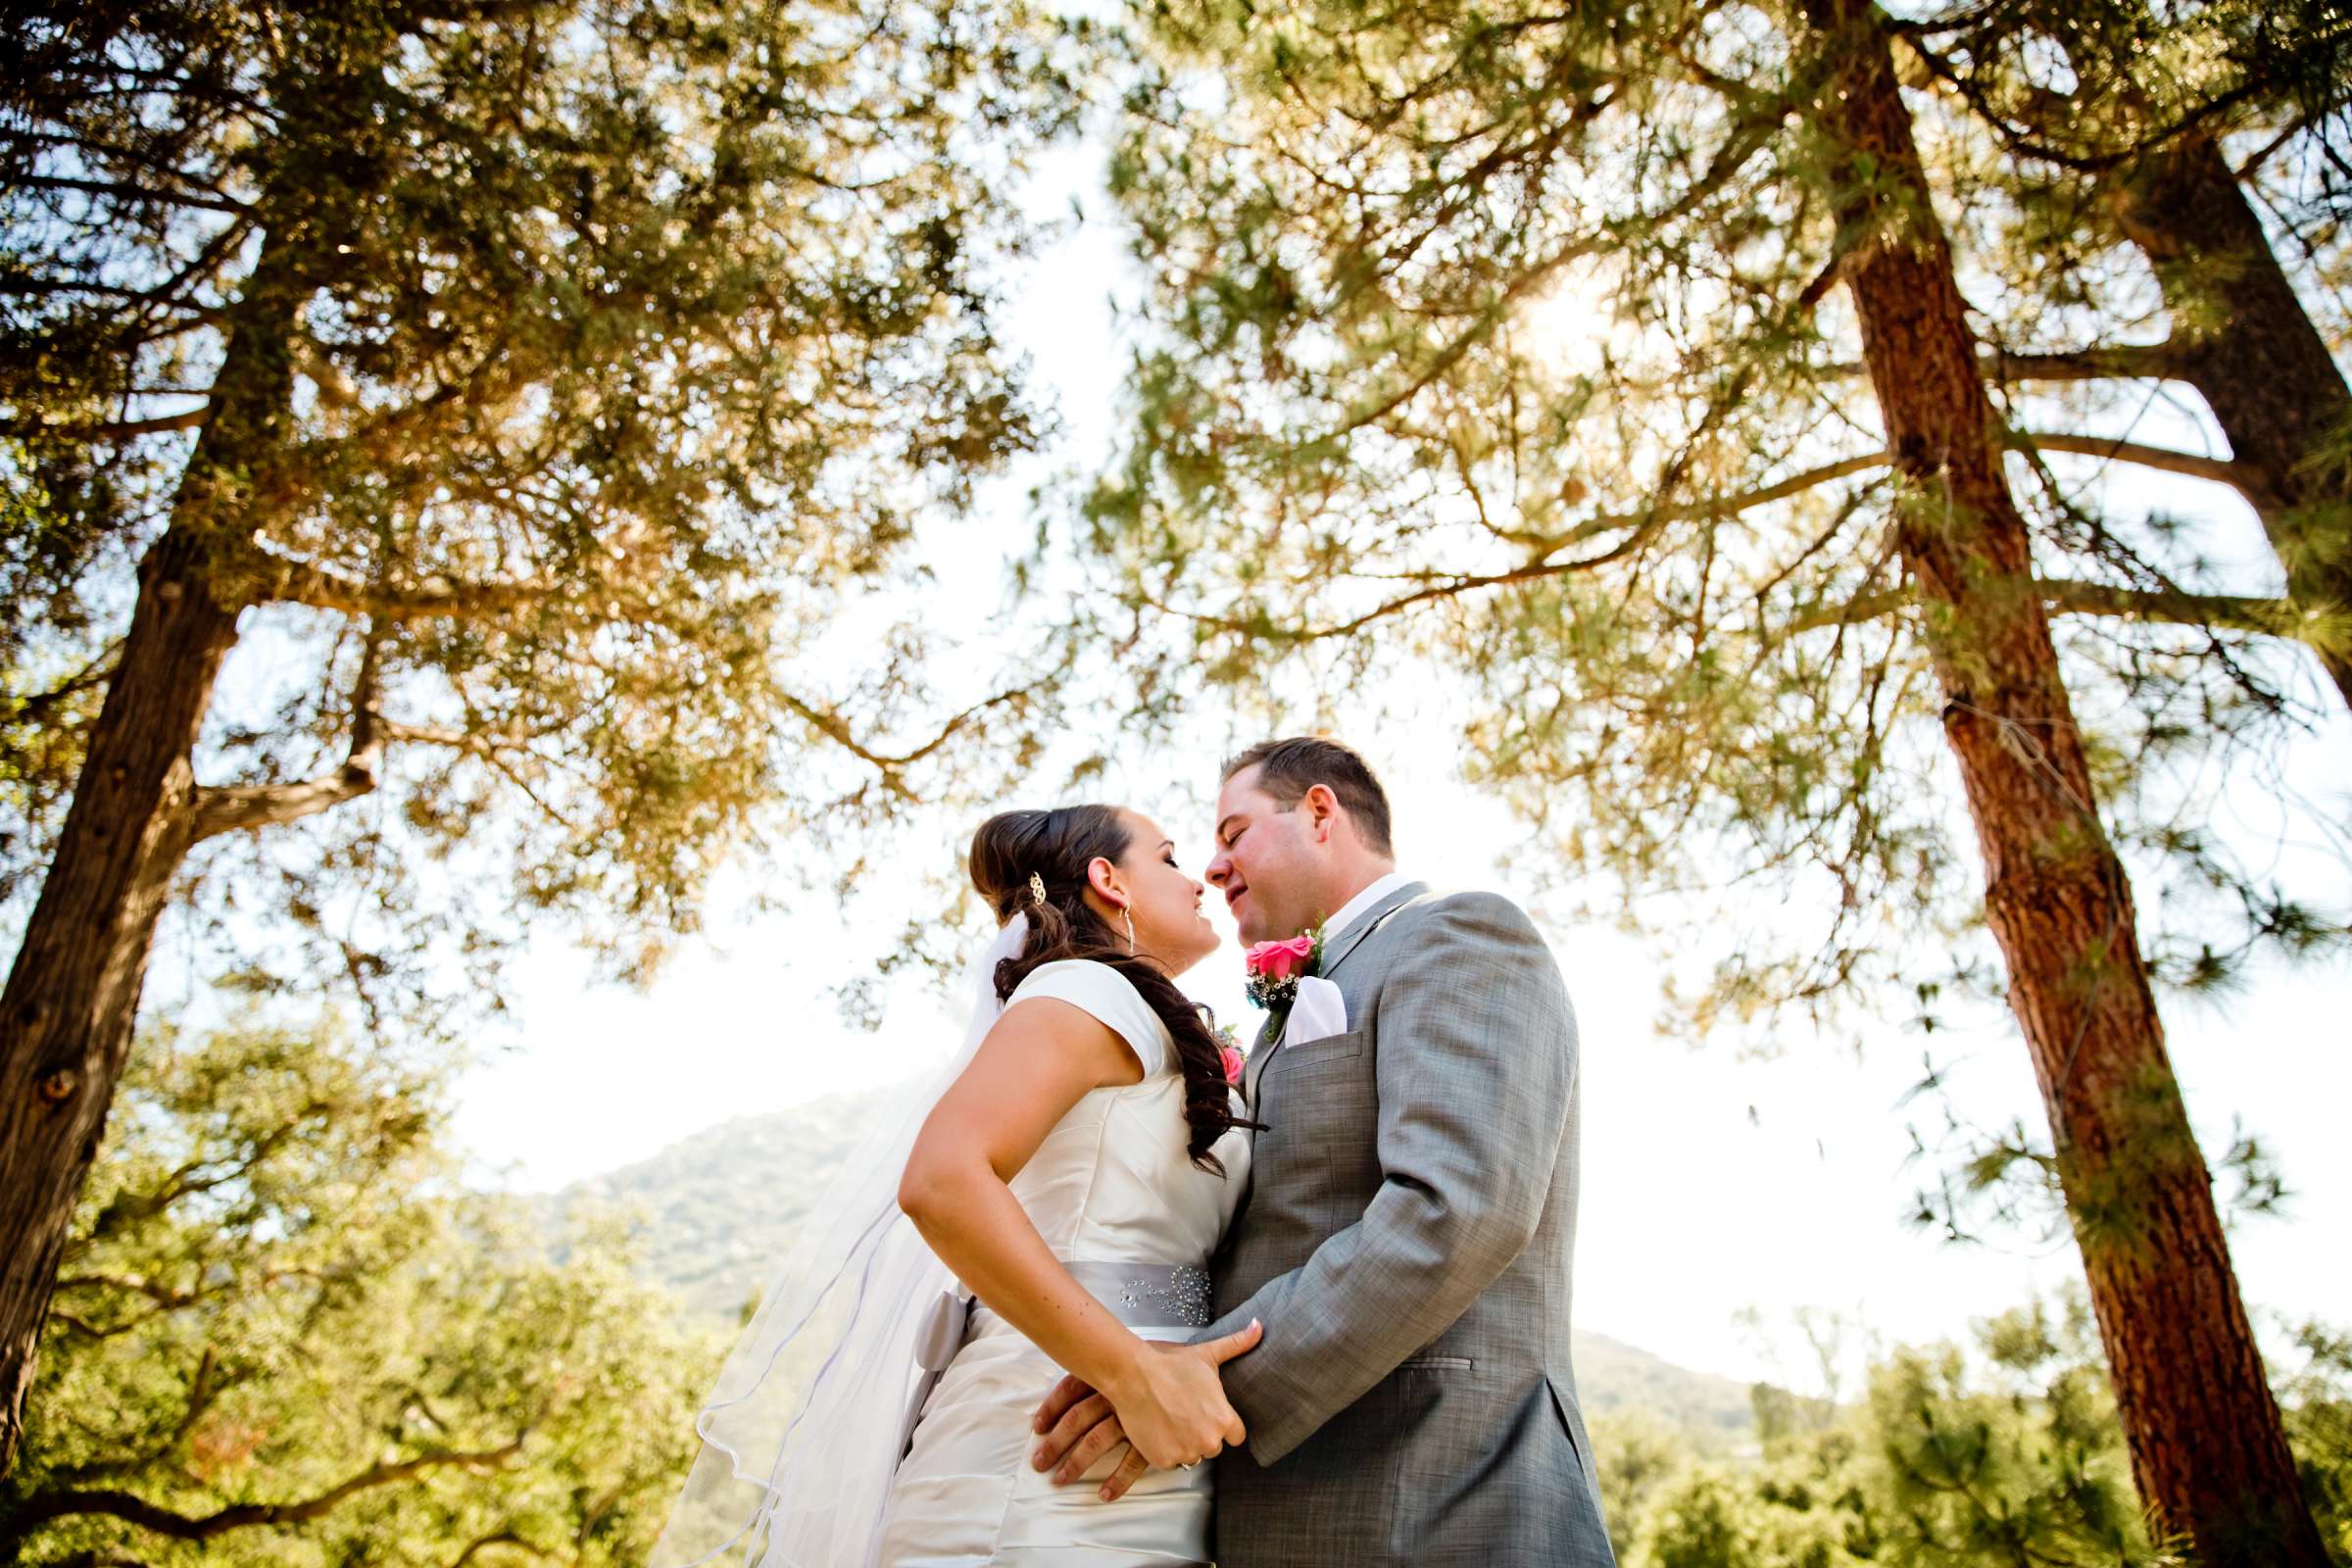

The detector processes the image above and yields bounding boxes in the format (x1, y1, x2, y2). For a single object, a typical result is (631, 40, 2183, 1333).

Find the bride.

(653, 804, 1264, 1568)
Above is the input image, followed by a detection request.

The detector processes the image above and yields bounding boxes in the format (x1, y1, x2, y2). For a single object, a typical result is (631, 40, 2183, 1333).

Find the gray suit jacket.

(1200, 882, 1612, 1567)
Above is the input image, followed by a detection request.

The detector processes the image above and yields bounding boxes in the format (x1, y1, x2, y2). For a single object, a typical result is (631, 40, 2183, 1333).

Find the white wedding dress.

(874, 958, 1250, 1567)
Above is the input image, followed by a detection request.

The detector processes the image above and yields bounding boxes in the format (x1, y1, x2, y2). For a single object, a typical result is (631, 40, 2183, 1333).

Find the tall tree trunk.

(1803, 7, 2328, 1564)
(2112, 135, 2352, 710)
(0, 265, 296, 1475)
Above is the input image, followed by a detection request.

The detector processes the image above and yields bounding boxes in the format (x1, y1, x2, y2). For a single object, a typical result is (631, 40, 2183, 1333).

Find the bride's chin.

(1168, 929, 1218, 975)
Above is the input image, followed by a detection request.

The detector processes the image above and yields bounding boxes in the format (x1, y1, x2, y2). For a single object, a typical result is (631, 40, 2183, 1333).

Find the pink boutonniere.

(1243, 921, 1326, 1017)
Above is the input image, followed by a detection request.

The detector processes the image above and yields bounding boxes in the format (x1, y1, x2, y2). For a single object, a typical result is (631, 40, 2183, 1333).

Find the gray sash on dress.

(898, 1262, 1212, 1459)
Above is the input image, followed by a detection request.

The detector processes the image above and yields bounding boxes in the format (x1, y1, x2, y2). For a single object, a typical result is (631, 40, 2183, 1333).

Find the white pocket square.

(1285, 975, 1348, 1047)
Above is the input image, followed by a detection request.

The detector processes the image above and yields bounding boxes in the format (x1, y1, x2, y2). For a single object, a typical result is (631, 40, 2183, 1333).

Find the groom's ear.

(1302, 783, 1342, 845)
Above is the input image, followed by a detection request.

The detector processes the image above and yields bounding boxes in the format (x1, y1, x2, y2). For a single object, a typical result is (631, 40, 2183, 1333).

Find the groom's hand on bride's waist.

(1028, 1319, 1262, 1501)
(1029, 1378, 1121, 1488)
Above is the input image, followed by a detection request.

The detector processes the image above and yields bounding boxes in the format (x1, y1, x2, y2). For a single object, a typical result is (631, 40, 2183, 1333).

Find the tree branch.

(2007, 429, 2252, 493)
(1818, 342, 2188, 383)
(375, 720, 471, 749)
(1514, 453, 1894, 558)
(0, 405, 212, 442)
(185, 764, 377, 841)
(447, 1530, 552, 1567)
(54, 1273, 207, 1309)
(1332, 231, 1608, 436)
(1150, 424, 2270, 647)
(3, 639, 123, 727)
(2040, 579, 2312, 638)
(40, 1308, 120, 1341)
(1790, 579, 2309, 639)
(1982, 343, 2186, 383)
(258, 557, 564, 623)
(12, 172, 249, 216)
(187, 634, 384, 841)
(1146, 556, 1595, 646)
(371, 719, 586, 833)
(2234, 115, 2315, 182)
(776, 675, 1054, 799)
(3, 1439, 526, 1544)
(1324, 92, 1787, 438)
(1144, 445, 1888, 646)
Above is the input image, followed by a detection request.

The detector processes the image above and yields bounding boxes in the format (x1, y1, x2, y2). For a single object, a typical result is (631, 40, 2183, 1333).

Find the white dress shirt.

(1321, 868, 1415, 945)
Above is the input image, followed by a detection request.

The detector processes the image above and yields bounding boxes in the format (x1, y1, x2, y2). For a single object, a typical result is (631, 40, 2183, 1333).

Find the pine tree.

(1899, 0, 2352, 710)
(1083, 0, 2343, 1558)
(0, 0, 1077, 1472)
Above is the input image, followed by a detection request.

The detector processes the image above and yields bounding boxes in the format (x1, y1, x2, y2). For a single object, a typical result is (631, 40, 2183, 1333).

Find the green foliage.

(2280, 1320, 2352, 1562)
(1080, 0, 2347, 1064)
(0, 1016, 723, 1566)
(0, 0, 1088, 1024)
(1073, 0, 2351, 1302)
(1605, 1288, 2352, 1568)
(1588, 1406, 1745, 1564)
(1637, 1461, 1864, 1568)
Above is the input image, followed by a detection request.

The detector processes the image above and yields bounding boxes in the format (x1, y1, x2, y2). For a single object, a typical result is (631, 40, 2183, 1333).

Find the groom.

(1032, 737, 1613, 1565)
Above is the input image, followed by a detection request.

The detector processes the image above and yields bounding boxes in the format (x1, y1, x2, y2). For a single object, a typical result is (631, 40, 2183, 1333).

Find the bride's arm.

(897, 999, 1259, 1478)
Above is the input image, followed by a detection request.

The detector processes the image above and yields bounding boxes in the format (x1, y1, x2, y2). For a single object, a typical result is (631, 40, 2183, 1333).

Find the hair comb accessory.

(1027, 872, 1048, 906)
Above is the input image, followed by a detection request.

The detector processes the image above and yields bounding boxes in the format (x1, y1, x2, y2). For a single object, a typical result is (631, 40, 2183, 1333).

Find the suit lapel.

(1242, 880, 1427, 1113)
(1315, 879, 1427, 981)
(1242, 1010, 1282, 1109)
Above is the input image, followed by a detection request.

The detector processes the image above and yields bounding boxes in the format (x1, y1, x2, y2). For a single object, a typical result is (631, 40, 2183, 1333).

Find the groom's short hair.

(1222, 737, 1395, 858)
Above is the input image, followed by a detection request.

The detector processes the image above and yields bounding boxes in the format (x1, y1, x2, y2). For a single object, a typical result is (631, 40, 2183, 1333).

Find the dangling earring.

(1121, 906, 1137, 955)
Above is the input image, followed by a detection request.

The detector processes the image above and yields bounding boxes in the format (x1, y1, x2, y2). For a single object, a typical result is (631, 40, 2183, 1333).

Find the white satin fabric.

(875, 960, 1250, 1567)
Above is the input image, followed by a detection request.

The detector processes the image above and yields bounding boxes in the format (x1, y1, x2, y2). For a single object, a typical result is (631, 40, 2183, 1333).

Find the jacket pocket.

(1397, 1353, 1474, 1371)
(1268, 1026, 1366, 1072)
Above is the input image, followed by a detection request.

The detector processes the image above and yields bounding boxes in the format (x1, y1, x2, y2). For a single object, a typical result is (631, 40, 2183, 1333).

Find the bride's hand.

(1110, 1319, 1260, 1473)
(1033, 1319, 1261, 1498)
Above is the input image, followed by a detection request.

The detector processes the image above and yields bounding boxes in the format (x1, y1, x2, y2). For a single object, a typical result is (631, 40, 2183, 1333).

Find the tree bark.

(1802, 7, 2328, 1565)
(0, 258, 299, 1475)
(2111, 134, 2352, 710)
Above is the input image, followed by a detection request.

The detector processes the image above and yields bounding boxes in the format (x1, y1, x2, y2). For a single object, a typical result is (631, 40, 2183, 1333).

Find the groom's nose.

(1204, 848, 1233, 887)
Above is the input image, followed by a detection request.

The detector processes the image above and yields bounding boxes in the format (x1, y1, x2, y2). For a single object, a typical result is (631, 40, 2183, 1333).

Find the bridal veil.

(649, 913, 1028, 1568)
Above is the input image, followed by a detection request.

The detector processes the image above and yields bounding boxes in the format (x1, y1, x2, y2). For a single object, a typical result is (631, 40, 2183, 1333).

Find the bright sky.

(442, 138, 2352, 1394)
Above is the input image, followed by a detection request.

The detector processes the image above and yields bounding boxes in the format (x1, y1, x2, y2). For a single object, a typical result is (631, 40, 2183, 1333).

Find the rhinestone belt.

(963, 1259, 1214, 1338)
(1068, 1259, 1214, 1329)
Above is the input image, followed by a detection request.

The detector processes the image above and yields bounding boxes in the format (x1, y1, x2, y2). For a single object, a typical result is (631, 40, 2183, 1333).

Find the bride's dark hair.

(969, 805, 1257, 1172)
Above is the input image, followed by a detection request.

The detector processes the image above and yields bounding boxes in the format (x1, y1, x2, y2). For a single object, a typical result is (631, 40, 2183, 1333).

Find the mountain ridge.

(538, 1087, 1756, 1443)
